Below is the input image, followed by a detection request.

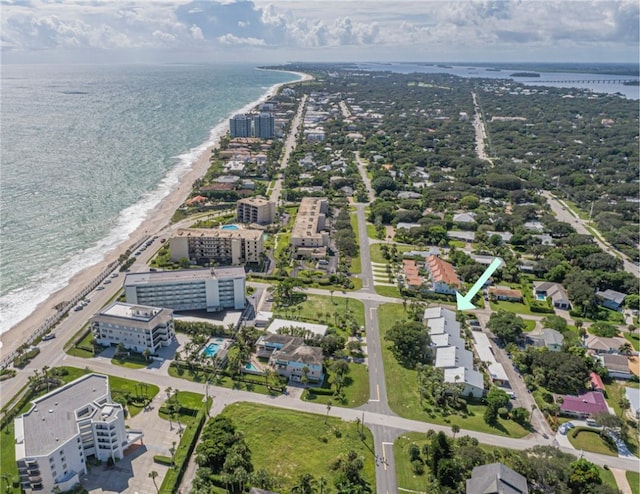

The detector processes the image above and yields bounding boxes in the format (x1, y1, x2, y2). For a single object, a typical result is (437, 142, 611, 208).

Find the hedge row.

(154, 455, 173, 466)
(159, 401, 209, 494)
(307, 387, 334, 396)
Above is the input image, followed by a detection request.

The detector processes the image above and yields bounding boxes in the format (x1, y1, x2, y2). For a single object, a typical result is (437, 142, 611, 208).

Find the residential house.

(256, 334, 304, 358)
(453, 212, 477, 224)
(589, 371, 605, 393)
(624, 387, 640, 419)
(266, 319, 328, 338)
(447, 230, 476, 243)
(585, 335, 627, 354)
(600, 354, 632, 380)
(532, 281, 571, 310)
(523, 220, 544, 232)
(401, 259, 423, 290)
(596, 289, 627, 311)
(265, 336, 324, 384)
(488, 286, 523, 302)
(527, 328, 564, 352)
(466, 462, 529, 494)
(398, 191, 421, 200)
(425, 255, 461, 295)
(560, 391, 609, 418)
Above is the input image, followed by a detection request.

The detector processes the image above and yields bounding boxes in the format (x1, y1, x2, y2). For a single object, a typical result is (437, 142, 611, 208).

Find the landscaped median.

(377, 303, 529, 438)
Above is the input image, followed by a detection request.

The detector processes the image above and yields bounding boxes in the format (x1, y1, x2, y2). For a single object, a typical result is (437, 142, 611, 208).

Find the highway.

(541, 190, 639, 277)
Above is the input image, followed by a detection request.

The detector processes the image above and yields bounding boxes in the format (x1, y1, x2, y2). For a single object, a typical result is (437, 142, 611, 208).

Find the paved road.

(541, 190, 639, 277)
(269, 94, 307, 205)
(354, 151, 375, 203)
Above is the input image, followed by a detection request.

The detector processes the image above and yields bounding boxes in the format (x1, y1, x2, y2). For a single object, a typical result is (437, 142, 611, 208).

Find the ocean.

(0, 64, 299, 334)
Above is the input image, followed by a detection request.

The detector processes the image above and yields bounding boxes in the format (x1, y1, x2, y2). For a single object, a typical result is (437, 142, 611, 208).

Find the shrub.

(153, 455, 173, 466)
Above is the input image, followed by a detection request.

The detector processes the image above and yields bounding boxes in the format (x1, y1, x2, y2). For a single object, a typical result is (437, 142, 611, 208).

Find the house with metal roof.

(466, 462, 529, 494)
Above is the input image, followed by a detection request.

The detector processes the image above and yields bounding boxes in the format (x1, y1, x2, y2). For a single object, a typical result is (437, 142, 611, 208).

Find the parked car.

(42, 333, 56, 341)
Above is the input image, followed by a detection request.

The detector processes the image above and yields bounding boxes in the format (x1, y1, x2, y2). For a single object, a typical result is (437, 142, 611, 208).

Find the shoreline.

(0, 68, 312, 363)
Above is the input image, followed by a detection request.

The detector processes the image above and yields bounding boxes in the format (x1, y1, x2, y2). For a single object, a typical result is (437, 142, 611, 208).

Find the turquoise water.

(203, 343, 220, 358)
(0, 64, 299, 333)
(244, 362, 259, 372)
(221, 225, 240, 231)
(536, 294, 547, 301)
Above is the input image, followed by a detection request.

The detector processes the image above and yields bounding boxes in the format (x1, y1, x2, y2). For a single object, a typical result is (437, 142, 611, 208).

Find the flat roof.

(99, 302, 166, 322)
(174, 227, 263, 240)
(488, 362, 509, 381)
(20, 374, 113, 456)
(267, 318, 328, 337)
(125, 267, 245, 286)
(472, 331, 497, 364)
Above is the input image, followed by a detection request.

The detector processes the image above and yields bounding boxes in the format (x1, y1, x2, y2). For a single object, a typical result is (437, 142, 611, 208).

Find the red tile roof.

(589, 371, 605, 391)
(426, 255, 461, 287)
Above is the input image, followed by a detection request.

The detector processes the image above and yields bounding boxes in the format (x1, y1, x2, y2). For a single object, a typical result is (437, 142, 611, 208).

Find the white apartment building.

(124, 267, 246, 312)
(14, 374, 142, 493)
(90, 302, 174, 353)
(290, 197, 329, 255)
(170, 227, 264, 265)
(236, 197, 276, 225)
(424, 306, 484, 398)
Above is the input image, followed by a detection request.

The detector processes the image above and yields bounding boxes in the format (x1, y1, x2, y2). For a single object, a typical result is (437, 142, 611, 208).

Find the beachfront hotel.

(236, 196, 276, 225)
(290, 197, 330, 257)
(124, 267, 246, 312)
(229, 113, 253, 138)
(253, 112, 275, 139)
(169, 227, 264, 265)
(14, 374, 142, 493)
(90, 302, 175, 353)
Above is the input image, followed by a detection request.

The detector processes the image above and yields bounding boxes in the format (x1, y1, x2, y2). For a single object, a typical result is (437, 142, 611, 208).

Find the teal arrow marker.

(456, 257, 503, 311)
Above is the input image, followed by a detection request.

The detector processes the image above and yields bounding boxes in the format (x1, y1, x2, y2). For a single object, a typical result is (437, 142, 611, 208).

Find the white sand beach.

(0, 70, 312, 363)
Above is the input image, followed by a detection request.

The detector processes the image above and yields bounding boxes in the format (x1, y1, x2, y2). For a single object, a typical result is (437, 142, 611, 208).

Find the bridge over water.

(523, 78, 638, 84)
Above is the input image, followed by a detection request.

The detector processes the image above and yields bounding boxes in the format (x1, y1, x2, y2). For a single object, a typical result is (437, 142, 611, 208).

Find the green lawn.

(168, 365, 277, 396)
(489, 299, 543, 317)
(568, 428, 617, 456)
(111, 353, 150, 369)
(369, 243, 413, 263)
(374, 284, 401, 298)
(275, 294, 366, 331)
(349, 213, 362, 274)
(303, 362, 369, 408)
(603, 382, 639, 456)
(377, 304, 528, 438)
(627, 471, 639, 494)
(64, 325, 96, 358)
(366, 223, 378, 239)
(625, 331, 640, 351)
(158, 390, 205, 423)
(219, 402, 376, 492)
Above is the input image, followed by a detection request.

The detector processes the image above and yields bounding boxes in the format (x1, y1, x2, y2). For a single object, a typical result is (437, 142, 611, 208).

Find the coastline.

(0, 69, 312, 363)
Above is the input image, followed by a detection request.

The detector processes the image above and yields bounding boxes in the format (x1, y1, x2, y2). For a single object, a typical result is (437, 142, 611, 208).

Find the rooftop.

(174, 227, 263, 241)
(125, 267, 245, 286)
(560, 391, 609, 416)
(18, 374, 119, 457)
(267, 318, 328, 337)
(426, 255, 461, 287)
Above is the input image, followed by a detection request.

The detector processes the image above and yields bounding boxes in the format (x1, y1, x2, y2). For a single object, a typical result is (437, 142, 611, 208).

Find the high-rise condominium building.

(169, 228, 263, 265)
(124, 267, 246, 312)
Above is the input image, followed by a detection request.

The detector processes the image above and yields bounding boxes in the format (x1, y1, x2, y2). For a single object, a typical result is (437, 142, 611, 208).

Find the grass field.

(349, 213, 362, 275)
(366, 223, 378, 239)
(369, 243, 414, 264)
(374, 284, 401, 298)
(167, 365, 276, 395)
(378, 303, 528, 438)
(219, 402, 376, 492)
(303, 362, 369, 408)
(627, 470, 639, 494)
(489, 299, 541, 317)
(568, 429, 617, 456)
(276, 293, 366, 330)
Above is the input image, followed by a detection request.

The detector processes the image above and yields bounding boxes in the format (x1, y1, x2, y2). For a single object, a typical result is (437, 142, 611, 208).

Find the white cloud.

(0, 0, 637, 62)
(217, 33, 265, 46)
(190, 24, 204, 39)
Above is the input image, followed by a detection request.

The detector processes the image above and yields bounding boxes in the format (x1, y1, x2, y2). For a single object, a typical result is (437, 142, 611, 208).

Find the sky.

(1, 0, 638, 64)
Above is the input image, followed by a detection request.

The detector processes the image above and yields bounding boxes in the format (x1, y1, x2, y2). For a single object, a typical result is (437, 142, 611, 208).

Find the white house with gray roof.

(14, 374, 142, 493)
(466, 462, 528, 494)
(424, 307, 485, 398)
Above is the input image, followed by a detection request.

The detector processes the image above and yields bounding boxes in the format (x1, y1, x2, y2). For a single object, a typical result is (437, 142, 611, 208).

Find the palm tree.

(169, 441, 177, 466)
(325, 401, 332, 424)
(451, 424, 460, 440)
(318, 476, 328, 494)
(619, 342, 633, 356)
(148, 470, 159, 493)
(290, 473, 316, 494)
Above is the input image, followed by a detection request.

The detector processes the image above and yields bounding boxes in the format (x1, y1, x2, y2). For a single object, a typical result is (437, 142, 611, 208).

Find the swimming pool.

(536, 294, 547, 301)
(244, 362, 260, 372)
(221, 224, 239, 230)
(202, 343, 220, 357)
